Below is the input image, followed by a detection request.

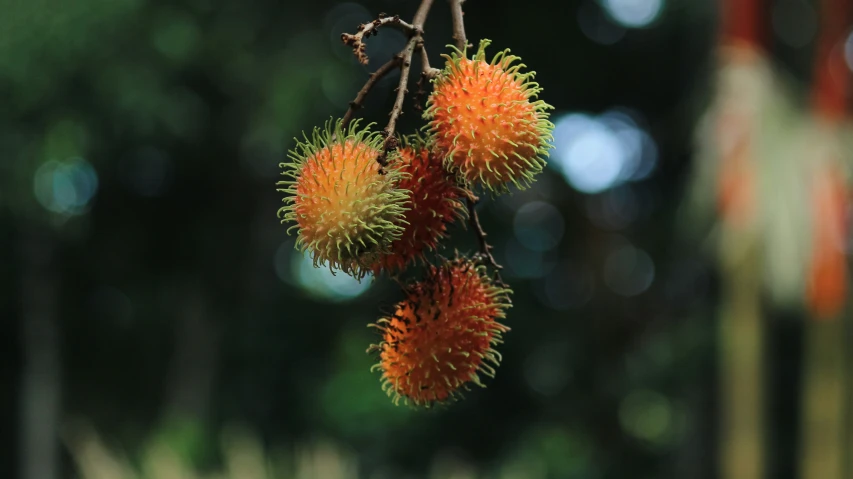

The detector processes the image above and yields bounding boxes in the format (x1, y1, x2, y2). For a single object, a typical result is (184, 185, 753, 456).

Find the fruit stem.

(465, 193, 510, 299)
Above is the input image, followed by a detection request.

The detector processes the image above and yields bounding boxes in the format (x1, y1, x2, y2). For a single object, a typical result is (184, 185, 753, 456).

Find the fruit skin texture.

(368, 257, 511, 407)
(277, 119, 411, 279)
(370, 138, 468, 275)
(424, 39, 554, 192)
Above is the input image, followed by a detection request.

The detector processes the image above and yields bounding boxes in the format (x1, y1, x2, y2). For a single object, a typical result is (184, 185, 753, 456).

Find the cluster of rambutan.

(277, 39, 553, 407)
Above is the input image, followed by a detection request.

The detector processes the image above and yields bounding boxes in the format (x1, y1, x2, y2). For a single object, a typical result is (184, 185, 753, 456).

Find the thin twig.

(412, 42, 439, 112)
(342, 14, 415, 65)
(340, 0, 437, 166)
(378, 0, 436, 166)
(417, 41, 440, 77)
(465, 196, 499, 271)
(378, 38, 417, 165)
(449, 0, 469, 51)
(341, 57, 401, 130)
(466, 195, 510, 296)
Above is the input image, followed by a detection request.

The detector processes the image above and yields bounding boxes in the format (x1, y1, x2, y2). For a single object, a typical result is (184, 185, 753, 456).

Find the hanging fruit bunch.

(277, 0, 554, 407)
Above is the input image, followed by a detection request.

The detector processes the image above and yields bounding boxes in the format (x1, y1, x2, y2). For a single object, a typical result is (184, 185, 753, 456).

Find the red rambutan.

(370, 137, 468, 275)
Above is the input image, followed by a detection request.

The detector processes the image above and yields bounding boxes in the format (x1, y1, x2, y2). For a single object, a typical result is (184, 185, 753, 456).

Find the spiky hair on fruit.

(367, 255, 511, 407)
(370, 134, 468, 275)
(277, 118, 411, 279)
(423, 38, 555, 192)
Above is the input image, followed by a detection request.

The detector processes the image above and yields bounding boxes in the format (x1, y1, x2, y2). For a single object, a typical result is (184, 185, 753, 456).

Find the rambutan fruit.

(367, 256, 511, 407)
(370, 136, 468, 275)
(277, 119, 411, 279)
(424, 39, 554, 192)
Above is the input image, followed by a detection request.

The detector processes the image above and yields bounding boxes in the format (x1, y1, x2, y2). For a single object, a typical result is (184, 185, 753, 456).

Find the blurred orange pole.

(800, 1, 851, 478)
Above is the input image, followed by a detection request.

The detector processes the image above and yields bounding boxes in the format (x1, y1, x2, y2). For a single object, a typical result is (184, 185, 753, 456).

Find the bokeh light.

(845, 29, 853, 73)
(150, 7, 201, 63)
(90, 286, 134, 328)
(504, 238, 559, 279)
(292, 252, 371, 302)
(578, 1, 626, 45)
(513, 201, 565, 252)
(524, 340, 572, 397)
(603, 242, 655, 297)
(664, 259, 711, 308)
(533, 259, 596, 310)
(772, 0, 818, 48)
(602, 0, 664, 29)
(118, 146, 174, 197)
(601, 110, 657, 182)
(551, 110, 658, 194)
(585, 185, 640, 230)
(33, 158, 99, 215)
(619, 389, 673, 444)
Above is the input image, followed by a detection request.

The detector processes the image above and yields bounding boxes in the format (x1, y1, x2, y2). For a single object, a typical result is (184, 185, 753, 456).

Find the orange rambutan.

(370, 136, 468, 275)
(277, 119, 411, 279)
(368, 256, 511, 407)
(424, 39, 554, 192)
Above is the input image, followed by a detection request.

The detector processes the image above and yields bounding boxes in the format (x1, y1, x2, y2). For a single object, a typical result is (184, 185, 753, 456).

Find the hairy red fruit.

(371, 142, 467, 275)
(368, 257, 511, 407)
(424, 39, 554, 192)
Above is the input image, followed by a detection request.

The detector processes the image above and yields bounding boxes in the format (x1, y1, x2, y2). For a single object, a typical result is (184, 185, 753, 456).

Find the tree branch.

(466, 193, 509, 295)
(378, 38, 417, 164)
(377, 0, 436, 166)
(466, 197, 499, 269)
(341, 57, 401, 130)
(412, 0, 436, 29)
(342, 14, 415, 65)
(340, 0, 437, 168)
(449, 0, 468, 51)
(413, 42, 439, 112)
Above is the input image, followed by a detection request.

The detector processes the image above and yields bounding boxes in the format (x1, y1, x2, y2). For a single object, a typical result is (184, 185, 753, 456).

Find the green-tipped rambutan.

(367, 256, 511, 407)
(424, 39, 554, 192)
(277, 119, 411, 279)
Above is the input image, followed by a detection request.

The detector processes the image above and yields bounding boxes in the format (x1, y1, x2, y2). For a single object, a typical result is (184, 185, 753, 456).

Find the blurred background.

(3, 0, 853, 478)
